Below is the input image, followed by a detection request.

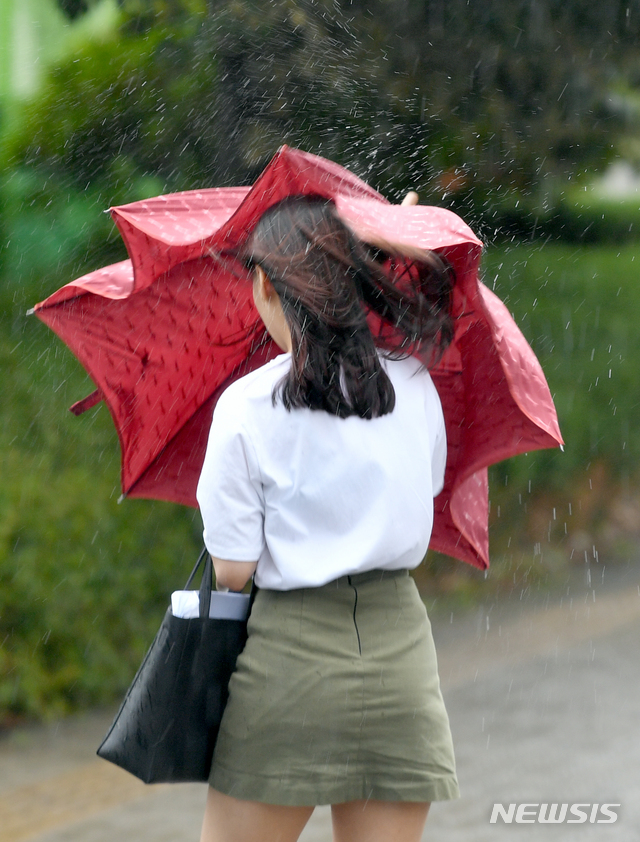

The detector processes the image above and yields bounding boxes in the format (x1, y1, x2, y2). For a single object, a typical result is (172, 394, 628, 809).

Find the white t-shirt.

(196, 352, 446, 590)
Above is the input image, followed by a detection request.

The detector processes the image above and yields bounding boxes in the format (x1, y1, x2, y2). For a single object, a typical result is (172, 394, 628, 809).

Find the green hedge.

(485, 242, 639, 480)
(479, 191, 640, 246)
(0, 327, 201, 721)
(3, 239, 639, 720)
(3, 0, 640, 724)
(483, 241, 640, 561)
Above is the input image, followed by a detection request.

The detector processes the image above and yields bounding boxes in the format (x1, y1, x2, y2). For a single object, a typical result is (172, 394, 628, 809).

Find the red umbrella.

(32, 146, 562, 569)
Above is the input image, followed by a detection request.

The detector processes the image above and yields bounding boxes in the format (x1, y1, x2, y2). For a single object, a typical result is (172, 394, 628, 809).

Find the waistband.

(329, 568, 409, 588)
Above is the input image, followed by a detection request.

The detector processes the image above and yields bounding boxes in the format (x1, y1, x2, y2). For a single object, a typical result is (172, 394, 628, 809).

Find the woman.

(196, 193, 459, 842)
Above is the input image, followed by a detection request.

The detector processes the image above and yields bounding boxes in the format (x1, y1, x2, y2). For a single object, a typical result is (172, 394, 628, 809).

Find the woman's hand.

(211, 556, 258, 592)
(401, 191, 419, 206)
(340, 190, 426, 259)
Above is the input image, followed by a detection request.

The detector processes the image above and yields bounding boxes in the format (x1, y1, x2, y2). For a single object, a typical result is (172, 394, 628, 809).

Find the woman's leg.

(331, 799, 430, 842)
(200, 787, 314, 842)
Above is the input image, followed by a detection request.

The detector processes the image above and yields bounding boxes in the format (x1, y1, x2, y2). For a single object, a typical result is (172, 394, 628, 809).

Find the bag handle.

(182, 546, 212, 619)
(184, 545, 208, 590)
(199, 556, 213, 620)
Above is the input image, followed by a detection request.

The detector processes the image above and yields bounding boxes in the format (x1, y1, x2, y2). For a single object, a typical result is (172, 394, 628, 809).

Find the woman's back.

(197, 351, 446, 590)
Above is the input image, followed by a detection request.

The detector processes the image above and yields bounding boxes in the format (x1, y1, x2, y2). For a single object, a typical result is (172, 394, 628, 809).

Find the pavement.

(1, 562, 639, 842)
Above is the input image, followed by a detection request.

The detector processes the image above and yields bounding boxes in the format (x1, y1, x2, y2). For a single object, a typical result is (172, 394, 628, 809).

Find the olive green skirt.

(209, 569, 459, 806)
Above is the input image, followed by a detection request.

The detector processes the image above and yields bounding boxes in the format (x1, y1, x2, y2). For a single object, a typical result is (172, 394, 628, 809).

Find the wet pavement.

(1, 563, 639, 842)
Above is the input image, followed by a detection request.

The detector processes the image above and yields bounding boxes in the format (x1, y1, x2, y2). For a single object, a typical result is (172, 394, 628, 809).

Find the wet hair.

(242, 195, 454, 419)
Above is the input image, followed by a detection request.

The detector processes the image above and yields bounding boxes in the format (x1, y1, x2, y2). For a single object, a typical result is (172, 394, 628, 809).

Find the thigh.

(200, 787, 314, 842)
(331, 799, 430, 842)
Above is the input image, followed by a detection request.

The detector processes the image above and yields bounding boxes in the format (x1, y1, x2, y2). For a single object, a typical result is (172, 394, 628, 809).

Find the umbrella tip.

(25, 307, 35, 316)
(117, 493, 126, 504)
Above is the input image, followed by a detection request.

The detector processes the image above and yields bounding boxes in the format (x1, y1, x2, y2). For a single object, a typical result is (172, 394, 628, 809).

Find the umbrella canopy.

(33, 146, 562, 569)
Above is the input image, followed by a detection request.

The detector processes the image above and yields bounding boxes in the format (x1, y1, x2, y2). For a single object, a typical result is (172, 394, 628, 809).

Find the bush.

(479, 191, 640, 246)
(0, 326, 201, 722)
(483, 241, 640, 558)
(3, 0, 640, 720)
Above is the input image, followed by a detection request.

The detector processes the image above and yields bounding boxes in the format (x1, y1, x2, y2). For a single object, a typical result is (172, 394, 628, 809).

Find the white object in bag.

(171, 590, 250, 621)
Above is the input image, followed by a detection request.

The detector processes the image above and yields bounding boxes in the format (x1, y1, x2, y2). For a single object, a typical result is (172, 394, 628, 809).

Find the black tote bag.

(97, 548, 254, 783)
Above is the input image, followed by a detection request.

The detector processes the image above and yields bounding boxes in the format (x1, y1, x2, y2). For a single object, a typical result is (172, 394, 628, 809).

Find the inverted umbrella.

(32, 146, 562, 569)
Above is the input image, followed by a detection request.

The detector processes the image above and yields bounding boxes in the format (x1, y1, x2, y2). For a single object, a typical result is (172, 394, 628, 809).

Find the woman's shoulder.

(380, 352, 433, 386)
(381, 353, 442, 413)
(216, 352, 291, 412)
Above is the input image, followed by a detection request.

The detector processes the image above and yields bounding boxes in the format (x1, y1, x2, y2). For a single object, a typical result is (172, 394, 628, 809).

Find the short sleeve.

(196, 392, 265, 561)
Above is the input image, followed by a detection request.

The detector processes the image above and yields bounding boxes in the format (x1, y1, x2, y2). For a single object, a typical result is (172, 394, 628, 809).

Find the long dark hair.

(243, 195, 454, 419)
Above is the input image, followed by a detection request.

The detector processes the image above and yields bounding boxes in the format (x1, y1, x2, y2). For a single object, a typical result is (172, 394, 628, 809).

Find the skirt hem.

(209, 765, 460, 806)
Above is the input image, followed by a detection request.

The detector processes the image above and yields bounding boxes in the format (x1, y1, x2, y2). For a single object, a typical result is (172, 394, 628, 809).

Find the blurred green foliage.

(2, 0, 640, 722)
(486, 243, 639, 484)
(421, 240, 640, 605)
(0, 319, 201, 720)
(485, 242, 640, 568)
(480, 190, 640, 246)
(8, 0, 640, 217)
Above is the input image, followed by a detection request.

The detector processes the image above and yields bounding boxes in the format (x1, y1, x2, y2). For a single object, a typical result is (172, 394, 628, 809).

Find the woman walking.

(196, 193, 459, 842)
